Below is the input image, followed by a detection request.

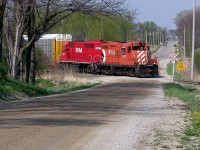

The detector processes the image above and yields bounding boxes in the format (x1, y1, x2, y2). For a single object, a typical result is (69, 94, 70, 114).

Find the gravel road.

(0, 41, 187, 150)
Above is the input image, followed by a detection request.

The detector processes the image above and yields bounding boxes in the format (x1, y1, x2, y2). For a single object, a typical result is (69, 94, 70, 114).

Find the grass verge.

(163, 83, 200, 149)
(0, 78, 98, 102)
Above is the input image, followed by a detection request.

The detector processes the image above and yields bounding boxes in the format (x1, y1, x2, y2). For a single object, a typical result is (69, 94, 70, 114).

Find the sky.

(130, 0, 200, 30)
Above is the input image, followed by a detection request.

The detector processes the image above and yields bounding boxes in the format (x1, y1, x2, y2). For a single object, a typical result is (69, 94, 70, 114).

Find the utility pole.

(149, 31, 151, 45)
(145, 31, 147, 43)
(191, 0, 195, 80)
(153, 31, 155, 51)
(157, 31, 159, 48)
(160, 32, 162, 45)
(184, 26, 186, 63)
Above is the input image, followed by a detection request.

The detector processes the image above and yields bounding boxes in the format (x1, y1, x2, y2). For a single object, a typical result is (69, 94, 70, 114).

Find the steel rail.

(174, 79, 200, 86)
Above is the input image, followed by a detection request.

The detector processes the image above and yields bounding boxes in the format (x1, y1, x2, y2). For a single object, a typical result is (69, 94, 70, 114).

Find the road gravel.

(0, 41, 188, 150)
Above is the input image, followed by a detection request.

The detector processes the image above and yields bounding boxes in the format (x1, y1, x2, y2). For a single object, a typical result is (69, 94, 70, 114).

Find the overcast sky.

(130, 0, 200, 29)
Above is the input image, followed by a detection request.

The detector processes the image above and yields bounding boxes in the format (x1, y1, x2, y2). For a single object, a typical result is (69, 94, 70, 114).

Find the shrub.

(36, 78, 55, 88)
(0, 63, 8, 82)
(35, 47, 51, 75)
(194, 48, 200, 73)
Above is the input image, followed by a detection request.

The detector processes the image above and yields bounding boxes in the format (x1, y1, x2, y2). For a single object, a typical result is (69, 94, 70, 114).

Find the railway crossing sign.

(176, 60, 186, 71)
(170, 52, 179, 62)
(171, 51, 179, 83)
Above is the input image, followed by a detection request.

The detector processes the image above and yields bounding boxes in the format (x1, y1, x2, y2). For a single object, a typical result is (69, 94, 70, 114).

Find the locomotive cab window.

(128, 47, 131, 53)
(132, 46, 138, 50)
(121, 48, 126, 55)
(140, 46, 144, 50)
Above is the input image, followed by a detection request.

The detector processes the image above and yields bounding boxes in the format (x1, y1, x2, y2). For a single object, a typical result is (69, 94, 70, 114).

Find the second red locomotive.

(59, 40, 159, 77)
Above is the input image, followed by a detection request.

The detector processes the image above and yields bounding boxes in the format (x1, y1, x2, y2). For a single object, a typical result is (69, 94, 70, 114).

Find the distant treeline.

(50, 13, 136, 42)
(175, 7, 200, 73)
(175, 7, 200, 54)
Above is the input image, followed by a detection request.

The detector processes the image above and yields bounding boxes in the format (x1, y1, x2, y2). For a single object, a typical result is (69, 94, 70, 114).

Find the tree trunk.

(25, 47, 31, 83)
(26, 10, 32, 83)
(12, 24, 22, 79)
(28, 0, 36, 84)
(0, 0, 7, 63)
(4, 7, 14, 77)
(30, 44, 35, 84)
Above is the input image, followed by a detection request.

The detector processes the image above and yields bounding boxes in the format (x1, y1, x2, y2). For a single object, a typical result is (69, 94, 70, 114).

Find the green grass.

(0, 78, 98, 102)
(36, 78, 55, 88)
(163, 83, 200, 149)
(0, 80, 55, 99)
(166, 63, 184, 80)
(164, 83, 199, 111)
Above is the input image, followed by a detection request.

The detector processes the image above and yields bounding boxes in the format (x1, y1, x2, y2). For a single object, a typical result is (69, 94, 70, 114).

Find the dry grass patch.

(39, 64, 93, 84)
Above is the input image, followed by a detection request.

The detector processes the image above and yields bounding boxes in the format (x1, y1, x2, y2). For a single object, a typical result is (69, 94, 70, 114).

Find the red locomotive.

(59, 40, 103, 64)
(59, 40, 159, 77)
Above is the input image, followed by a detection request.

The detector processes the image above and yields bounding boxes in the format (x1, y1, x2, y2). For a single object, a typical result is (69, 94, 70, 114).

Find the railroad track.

(174, 79, 200, 89)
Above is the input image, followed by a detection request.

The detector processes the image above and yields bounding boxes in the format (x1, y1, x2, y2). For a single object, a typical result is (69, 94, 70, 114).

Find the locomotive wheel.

(127, 70, 135, 77)
(91, 64, 98, 74)
(104, 67, 110, 75)
(137, 66, 149, 78)
(153, 68, 159, 78)
(127, 70, 130, 76)
(86, 65, 91, 73)
(138, 69, 145, 78)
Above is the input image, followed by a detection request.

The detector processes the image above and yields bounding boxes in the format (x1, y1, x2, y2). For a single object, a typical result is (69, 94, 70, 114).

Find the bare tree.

(4, 0, 32, 79)
(4, 0, 135, 83)
(174, 7, 200, 52)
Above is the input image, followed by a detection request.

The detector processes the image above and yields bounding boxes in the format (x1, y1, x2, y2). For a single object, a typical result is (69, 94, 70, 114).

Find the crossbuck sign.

(170, 52, 179, 62)
(170, 51, 179, 83)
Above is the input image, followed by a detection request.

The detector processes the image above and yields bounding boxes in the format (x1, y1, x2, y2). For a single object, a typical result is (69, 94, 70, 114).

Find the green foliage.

(36, 78, 55, 88)
(195, 48, 200, 74)
(140, 21, 160, 33)
(37, 64, 49, 72)
(0, 63, 8, 83)
(184, 111, 200, 139)
(55, 82, 98, 94)
(51, 13, 134, 42)
(166, 63, 183, 80)
(164, 83, 197, 108)
(5, 80, 54, 96)
(35, 47, 50, 73)
(0, 78, 98, 101)
(175, 8, 200, 57)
